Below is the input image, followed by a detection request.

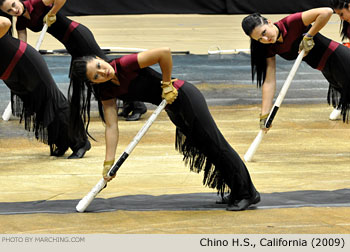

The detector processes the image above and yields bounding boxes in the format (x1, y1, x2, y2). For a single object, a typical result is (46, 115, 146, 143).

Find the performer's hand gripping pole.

(244, 50, 305, 162)
(2, 24, 48, 121)
(76, 99, 168, 212)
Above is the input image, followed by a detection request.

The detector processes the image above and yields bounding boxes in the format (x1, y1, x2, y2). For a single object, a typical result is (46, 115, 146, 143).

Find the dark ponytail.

(330, 0, 350, 40)
(242, 13, 269, 87)
(68, 56, 105, 141)
(250, 39, 269, 87)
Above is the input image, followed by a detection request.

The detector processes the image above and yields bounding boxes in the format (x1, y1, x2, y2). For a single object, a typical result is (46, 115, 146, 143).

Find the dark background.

(60, 0, 332, 16)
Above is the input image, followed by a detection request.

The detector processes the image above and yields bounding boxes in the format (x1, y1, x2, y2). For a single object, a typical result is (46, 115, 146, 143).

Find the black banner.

(60, 0, 332, 16)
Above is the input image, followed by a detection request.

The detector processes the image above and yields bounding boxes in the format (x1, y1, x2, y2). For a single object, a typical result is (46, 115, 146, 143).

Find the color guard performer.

(330, 0, 350, 41)
(69, 47, 260, 211)
(241, 8, 350, 128)
(0, 0, 147, 121)
(0, 16, 90, 158)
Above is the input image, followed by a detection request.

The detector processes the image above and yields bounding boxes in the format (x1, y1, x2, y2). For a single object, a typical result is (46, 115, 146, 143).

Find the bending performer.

(0, 0, 147, 121)
(241, 8, 350, 129)
(0, 16, 89, 158)
(69, 47, 260, 211)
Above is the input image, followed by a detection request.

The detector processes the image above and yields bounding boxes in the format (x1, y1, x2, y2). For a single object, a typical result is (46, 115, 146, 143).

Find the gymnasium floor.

(0, 14, 349, 238)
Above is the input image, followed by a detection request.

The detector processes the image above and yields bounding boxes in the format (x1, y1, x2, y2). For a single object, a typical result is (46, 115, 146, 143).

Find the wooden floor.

(0, 14, 349, 235)
(0, 104, 349, 234)
(25, 14, 342, 54)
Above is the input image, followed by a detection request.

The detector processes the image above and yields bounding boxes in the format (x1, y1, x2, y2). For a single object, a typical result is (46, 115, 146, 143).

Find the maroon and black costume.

(96, 54, 258, 202)
(0, 32, 87, 154)
(16, 0, 106, 60)
(267, 12, 350, 121)
(16, 0, 146, 120)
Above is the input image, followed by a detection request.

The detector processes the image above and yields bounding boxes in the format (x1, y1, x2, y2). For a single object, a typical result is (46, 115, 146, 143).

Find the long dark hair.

(330, 0, 350, 40)
(241, 13, 270, 87)
(68, 56, 105, 140)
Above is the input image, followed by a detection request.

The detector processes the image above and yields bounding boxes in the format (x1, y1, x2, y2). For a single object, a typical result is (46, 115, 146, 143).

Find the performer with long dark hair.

(0, 0, 105, 61)
(241, 8, 350, 128)
(69, 47, 260, 211)
(330, 0, 350, 40)
(0, 16, 90, 158)
(0, 0, 147, 121)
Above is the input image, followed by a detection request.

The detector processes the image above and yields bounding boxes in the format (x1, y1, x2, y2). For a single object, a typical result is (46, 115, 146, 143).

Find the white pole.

(329, 108, 342, 120)
(244, 50, 305, 162)
(76, 100, 167, 212)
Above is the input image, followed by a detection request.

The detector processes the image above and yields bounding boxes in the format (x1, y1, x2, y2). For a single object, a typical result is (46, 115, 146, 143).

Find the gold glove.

(43, 13, 56, 27)
(103, 160, 115, 179)
(259, 113, 269, 130)
(299, 34, 314, 54)
(161, 79, 178, 104)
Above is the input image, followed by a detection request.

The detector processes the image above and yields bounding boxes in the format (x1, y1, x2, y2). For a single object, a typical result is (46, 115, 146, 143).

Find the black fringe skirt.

(166, 82, 256, 200)
(322, 44, 350, 122)
(3, 44, 81, 152)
